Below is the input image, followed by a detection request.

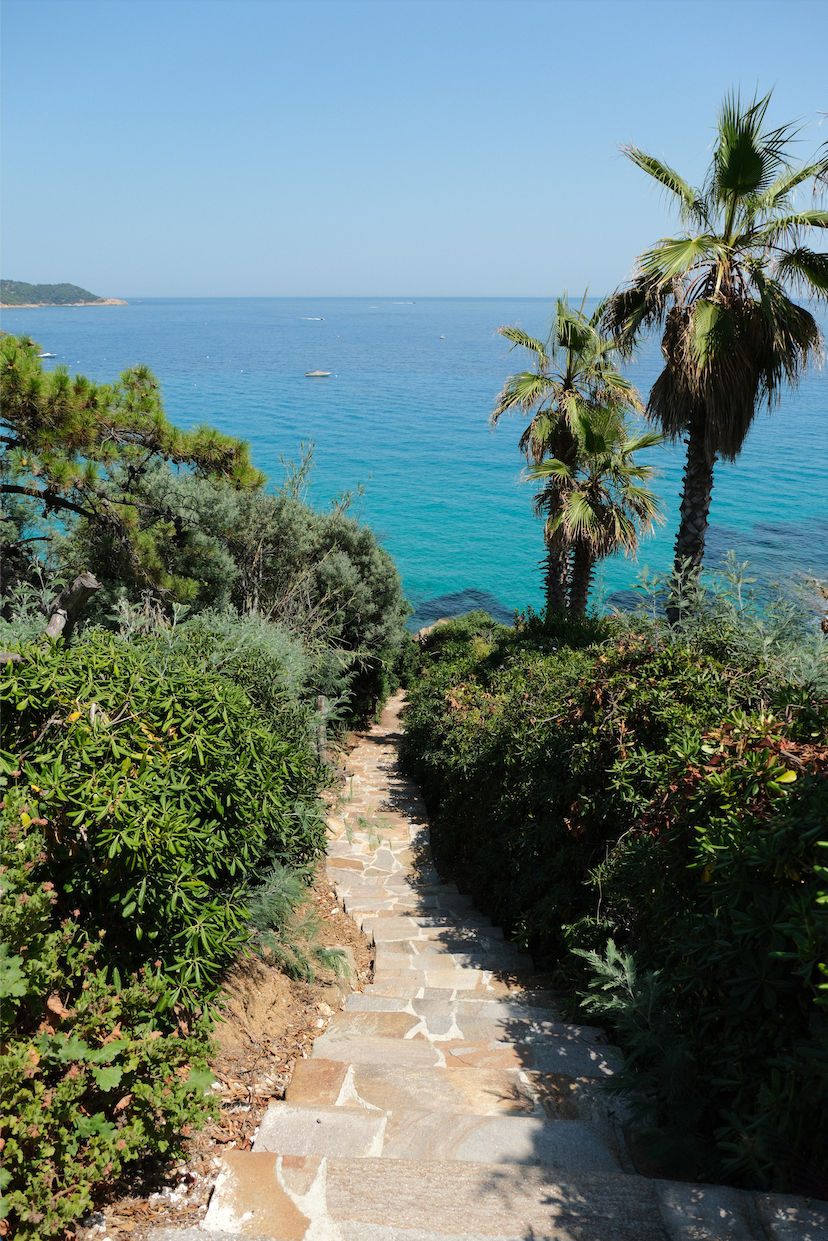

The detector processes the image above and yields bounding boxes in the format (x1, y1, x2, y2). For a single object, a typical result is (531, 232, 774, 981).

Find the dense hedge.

(1, 627, 326, 1006)
(401, 610, 828, 1192)
(0, 620, 332, 1237)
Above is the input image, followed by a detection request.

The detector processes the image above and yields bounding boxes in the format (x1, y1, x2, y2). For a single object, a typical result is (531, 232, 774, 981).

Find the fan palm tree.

(605, 91, 828, 612)
(492, 294, 643, 612)
(529, 404, 664, 614)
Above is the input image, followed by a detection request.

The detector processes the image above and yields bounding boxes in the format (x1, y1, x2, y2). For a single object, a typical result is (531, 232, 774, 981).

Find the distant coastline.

(0, 280, 128, 309)
(0, 298, 128, 308)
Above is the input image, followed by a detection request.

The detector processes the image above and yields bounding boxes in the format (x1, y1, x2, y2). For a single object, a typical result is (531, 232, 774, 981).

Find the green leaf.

(0, 952, 27, 999)
(185, 1067, 216, 1093)
(90, 1064, 123, 1091)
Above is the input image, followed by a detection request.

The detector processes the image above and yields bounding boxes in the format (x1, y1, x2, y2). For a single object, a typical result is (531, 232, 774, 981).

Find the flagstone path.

(200, 692, 825, 1240)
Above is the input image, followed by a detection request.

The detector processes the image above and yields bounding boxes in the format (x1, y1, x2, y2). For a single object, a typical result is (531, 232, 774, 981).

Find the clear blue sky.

(2, 0, 826, 297)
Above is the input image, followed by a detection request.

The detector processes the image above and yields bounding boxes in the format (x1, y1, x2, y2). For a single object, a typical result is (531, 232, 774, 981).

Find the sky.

(2, 0, 826, 298)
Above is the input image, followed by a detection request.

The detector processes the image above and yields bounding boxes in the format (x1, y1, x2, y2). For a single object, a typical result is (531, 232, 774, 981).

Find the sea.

(2, 297, 826, 628)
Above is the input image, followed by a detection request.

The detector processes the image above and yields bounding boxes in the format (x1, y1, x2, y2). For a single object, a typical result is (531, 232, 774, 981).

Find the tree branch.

(45, 572, 102, 643)
(1, 484, 93, 519)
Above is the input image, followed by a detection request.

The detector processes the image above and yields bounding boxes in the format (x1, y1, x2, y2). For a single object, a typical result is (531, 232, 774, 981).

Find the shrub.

(0, 809, 216, 1239)
(1, 628, 326, 1008)
(401, 606, 828, 1191)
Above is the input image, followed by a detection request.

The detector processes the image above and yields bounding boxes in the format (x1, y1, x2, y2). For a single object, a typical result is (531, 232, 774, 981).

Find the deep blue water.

(2, 297, 826, 624)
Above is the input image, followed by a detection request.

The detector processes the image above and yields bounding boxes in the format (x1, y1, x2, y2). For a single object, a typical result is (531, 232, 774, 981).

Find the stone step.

(345, 990, 564, 1015)
(285, 1057, 587, 1120)
(371, 965, 517, 992)
(441, 1037, 621, 1078)
(342, 993, 601, 1038)
(200, 1151, 826, 1240)
(285, 1057, 615, 1136)
(310, 1025, 620, 1078)
(253, 1100, 619, 1172)
(327, 840, 431, 865)
(363, 976, 538, 1001)
(311, 1031, 445, 1069)
(374, 944, 534, 972)
(334, 876, 460, 897)
(364, 914, 499, 937)
(338, 894, 480, 921)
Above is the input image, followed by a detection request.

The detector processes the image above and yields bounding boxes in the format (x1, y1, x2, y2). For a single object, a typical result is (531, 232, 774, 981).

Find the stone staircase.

(200, 693, 826, 1241)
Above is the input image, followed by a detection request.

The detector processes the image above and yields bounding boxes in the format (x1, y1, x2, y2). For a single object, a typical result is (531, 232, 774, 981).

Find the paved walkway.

(201, 693, 825, 1240)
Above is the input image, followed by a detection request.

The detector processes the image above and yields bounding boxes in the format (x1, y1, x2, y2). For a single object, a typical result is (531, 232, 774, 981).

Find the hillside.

(0, 279, 126, 306)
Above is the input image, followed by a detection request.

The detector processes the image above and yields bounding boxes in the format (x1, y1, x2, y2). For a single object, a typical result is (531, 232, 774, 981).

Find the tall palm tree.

(492, 294, 643, 612)
(529, 404, 663, 615)
(605, 91, 828, 608)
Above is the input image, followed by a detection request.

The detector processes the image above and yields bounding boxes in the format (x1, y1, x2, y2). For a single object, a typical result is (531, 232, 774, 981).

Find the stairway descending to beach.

(200, 693, 826, 1241)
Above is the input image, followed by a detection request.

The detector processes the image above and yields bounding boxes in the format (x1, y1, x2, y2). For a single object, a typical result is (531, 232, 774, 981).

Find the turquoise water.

(3, 297, 826, 625)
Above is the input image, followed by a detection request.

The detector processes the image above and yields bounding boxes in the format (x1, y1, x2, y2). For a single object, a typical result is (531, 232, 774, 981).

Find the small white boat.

(306, 370, 331, 377)
(301, 317, 325, 321)
(39, 352, 57, 358)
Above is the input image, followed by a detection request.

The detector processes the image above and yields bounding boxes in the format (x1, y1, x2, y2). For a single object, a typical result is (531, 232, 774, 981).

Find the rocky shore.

(0, 297, 128, 308)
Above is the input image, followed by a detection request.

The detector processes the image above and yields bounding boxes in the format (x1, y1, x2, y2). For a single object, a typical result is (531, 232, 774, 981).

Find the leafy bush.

(1, 627, 326, 1007)
(401, 602, 828, 1191)
(1, 808, 216, 1239)
(224, 488, 413, 720)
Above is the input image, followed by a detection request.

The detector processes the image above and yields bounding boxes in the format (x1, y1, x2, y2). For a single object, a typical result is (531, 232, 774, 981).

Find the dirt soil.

(82, 862, 374, 1240)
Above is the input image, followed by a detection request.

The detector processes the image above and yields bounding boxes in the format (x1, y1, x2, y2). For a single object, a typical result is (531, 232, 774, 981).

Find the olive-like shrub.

(401, 608, 828, 1193)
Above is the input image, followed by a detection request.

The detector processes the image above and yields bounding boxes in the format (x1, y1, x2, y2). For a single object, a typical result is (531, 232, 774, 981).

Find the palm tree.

(605, 91, 828, 609)
(529, 404, 663, 614)
(492, 294, 643, 612)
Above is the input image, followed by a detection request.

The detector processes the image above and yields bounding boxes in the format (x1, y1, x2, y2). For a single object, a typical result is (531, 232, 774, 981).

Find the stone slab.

(201, 1150, 312, 1238)
(754, 1193, 828, 1241)
(448, 1014, 608, 1047)
(364, 977, 530, 1000)
(291, 1059, 544, 1115)
(310, 1032, 442, 1069)
(372, 966, 487, 990)
(444, 1039, 621, 1078)
(380, 1111, 619, 1172)
(374, 949, 534, 975)
(340, 993, 561, 1016)
(654, 1182, 760, 1240)
(365, 916, 498, 940)
(324, 1158, 672, 1240)
(254, 1103, 386, 1158)
(343, 992, 410, 1012)
(323, 1010, 421, 1039)
(284, 1059, 349, 1106)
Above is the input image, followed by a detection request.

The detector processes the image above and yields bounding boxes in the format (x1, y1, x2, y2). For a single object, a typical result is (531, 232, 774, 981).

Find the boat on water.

(39, 352, 57, 358)
(306, 370, 331, 377)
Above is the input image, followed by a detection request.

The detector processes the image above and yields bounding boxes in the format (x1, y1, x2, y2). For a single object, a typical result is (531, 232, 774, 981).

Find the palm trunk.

(568, 541, 595, 616)
(543, 542, 570, 616)
(668, 412, 715, 623)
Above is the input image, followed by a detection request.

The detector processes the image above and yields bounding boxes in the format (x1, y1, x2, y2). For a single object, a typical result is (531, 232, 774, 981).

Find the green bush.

(224, 489, 413, 721)
(1, 627, 326, 1007)
(401, 607, 828, 1191)
(1, 808, 216, 1239)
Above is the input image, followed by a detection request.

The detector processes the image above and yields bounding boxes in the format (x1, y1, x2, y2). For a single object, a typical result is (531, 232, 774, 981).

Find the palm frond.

(755, 210, 828, 249)
(774, 247, 828, 297)
(639, 236, 726, 282)
(491, 371, 553, 424)
(755, 163, 826, 214)
(623, 147, 705, 223)
(497, 325, 547, 359)
(528, 457, 573, 483)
